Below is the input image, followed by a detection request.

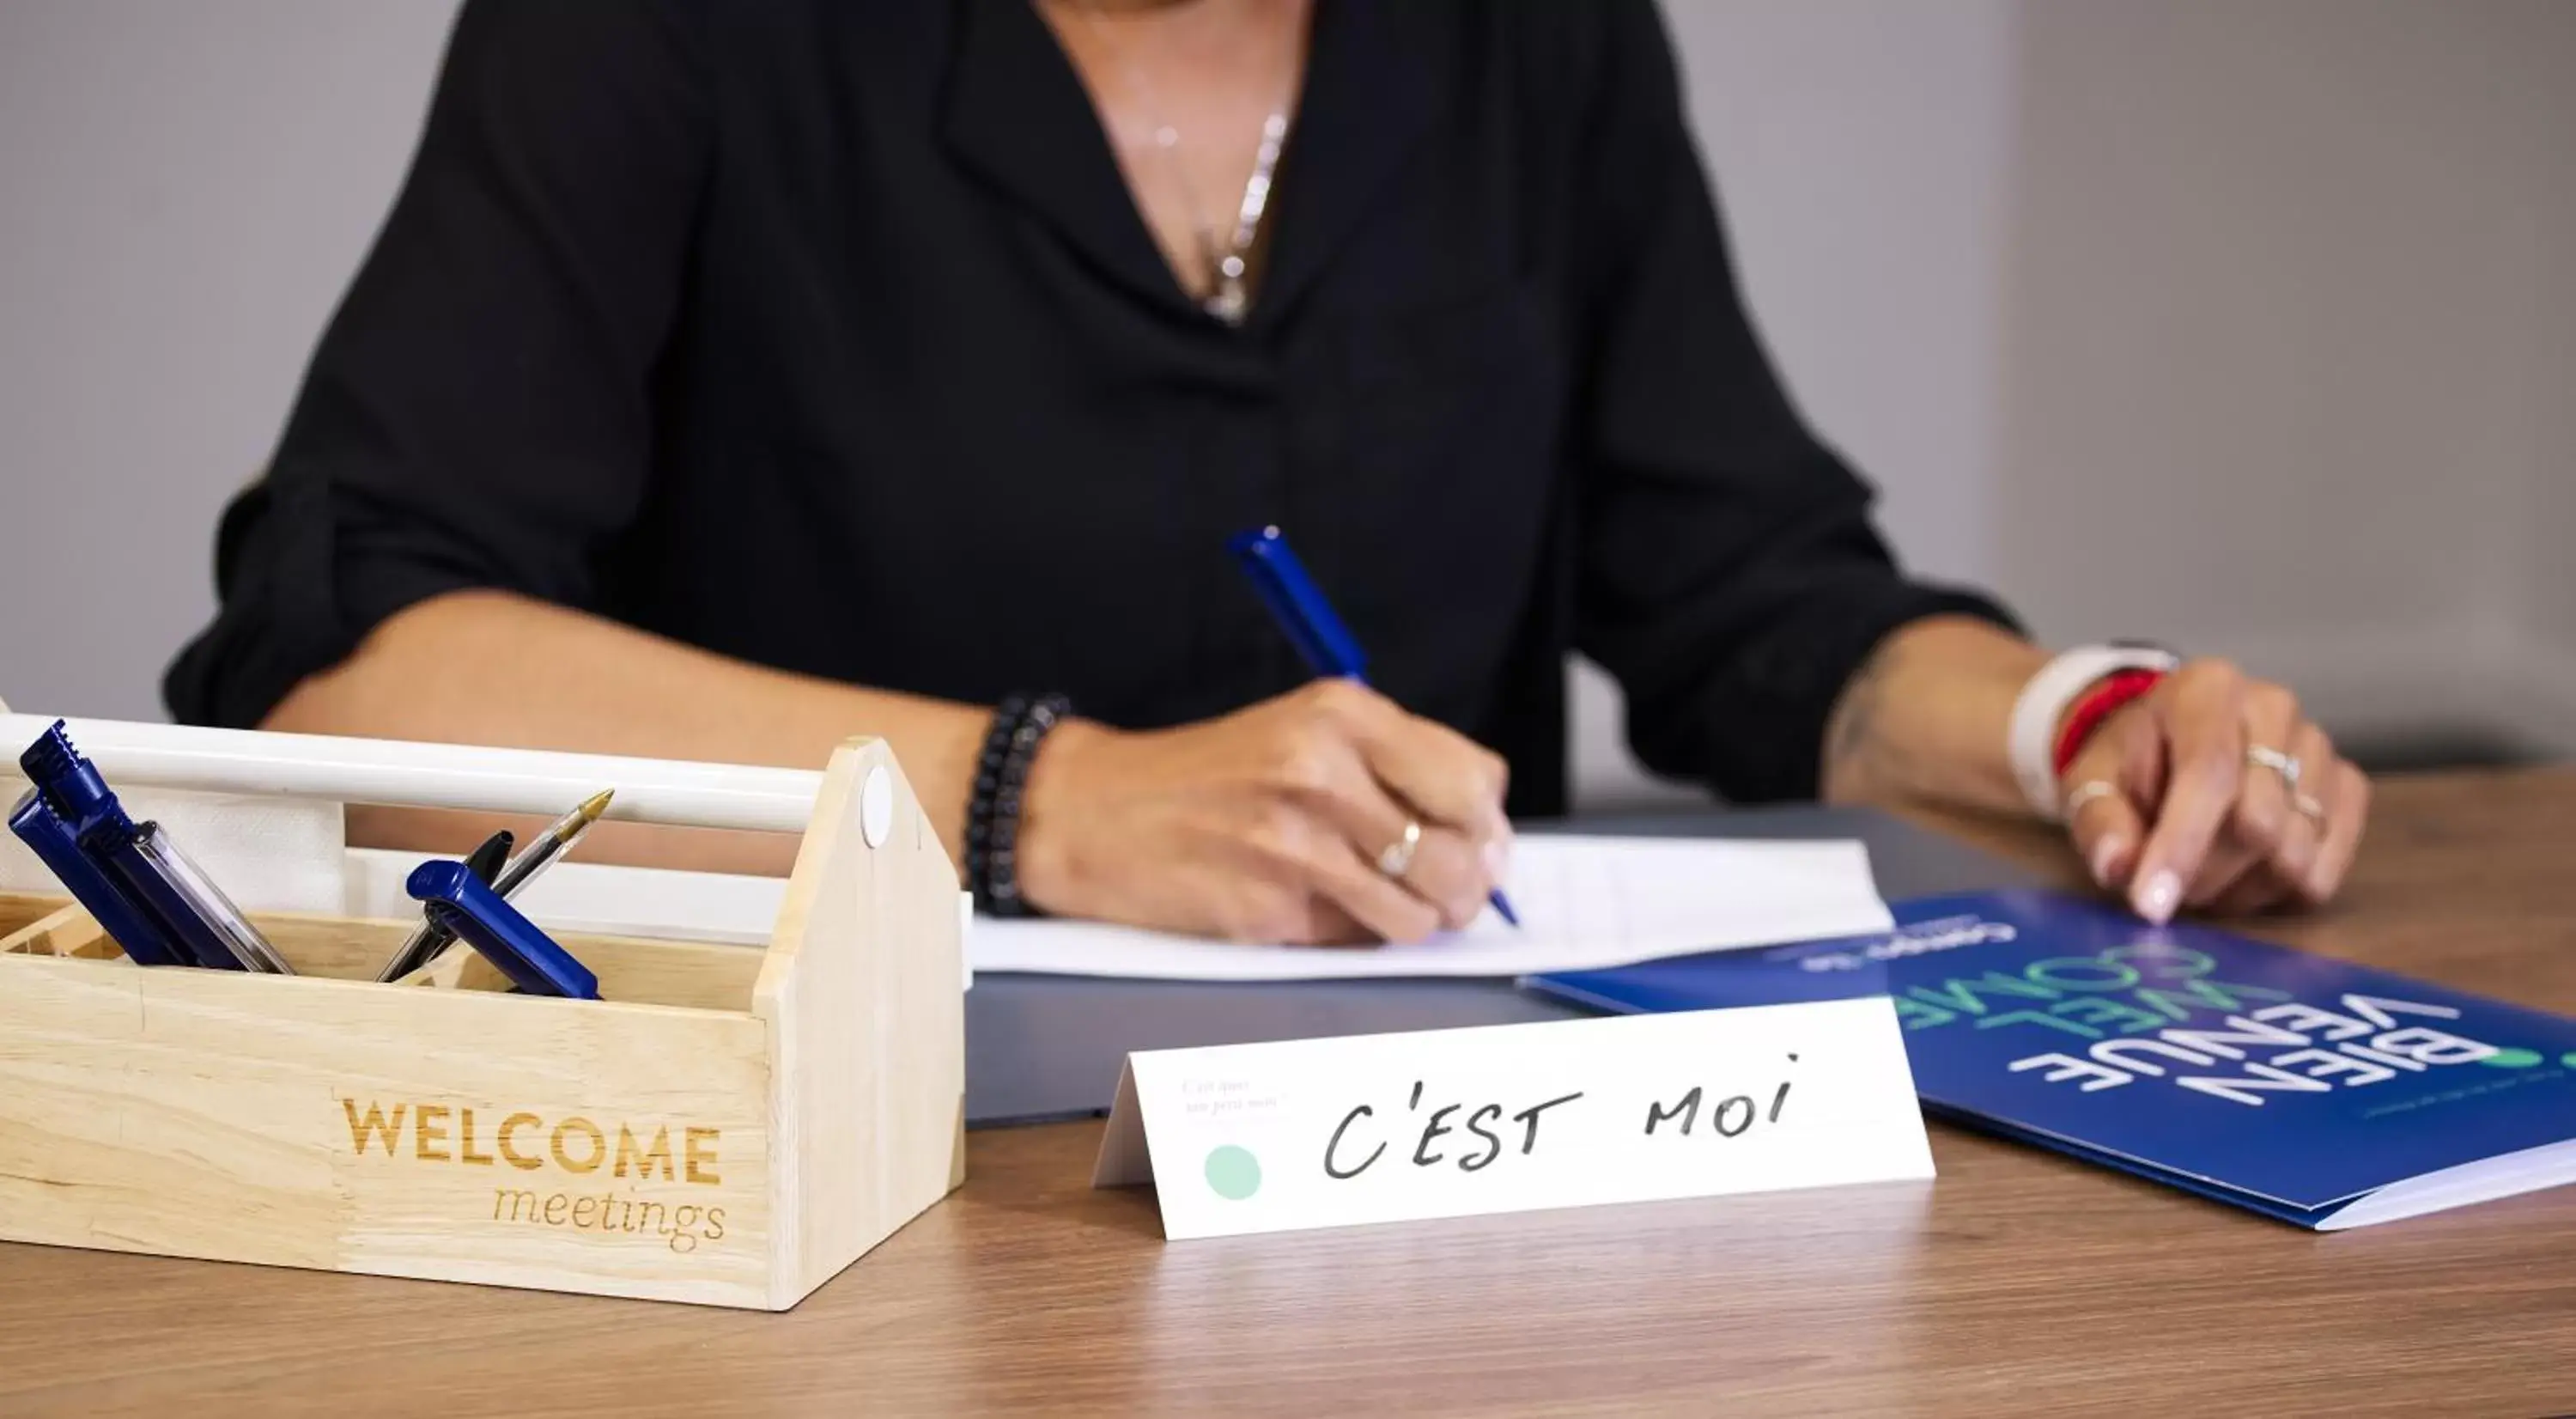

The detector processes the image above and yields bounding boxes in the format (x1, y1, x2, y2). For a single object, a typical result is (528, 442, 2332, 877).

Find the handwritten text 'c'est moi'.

(1320, 1057, 1802, 1180)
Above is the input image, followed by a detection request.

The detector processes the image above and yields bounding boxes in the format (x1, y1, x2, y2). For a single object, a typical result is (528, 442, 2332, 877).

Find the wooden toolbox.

(0, 724, 965, 1310)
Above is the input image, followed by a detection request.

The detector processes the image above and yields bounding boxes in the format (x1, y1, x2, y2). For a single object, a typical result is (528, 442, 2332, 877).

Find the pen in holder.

(406, 858, 599, 1000)
(106, 817, 295, 973)
(11, 719, 289, 972)
(376, 789, 611, 982)
(8, 788, 188, 966)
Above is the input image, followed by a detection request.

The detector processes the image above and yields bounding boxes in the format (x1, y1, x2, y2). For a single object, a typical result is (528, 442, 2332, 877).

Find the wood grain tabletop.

(3, 768, 2573, 1417)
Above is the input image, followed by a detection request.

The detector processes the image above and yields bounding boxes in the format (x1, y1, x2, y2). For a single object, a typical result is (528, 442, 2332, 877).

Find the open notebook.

(1531, 890, 2576, 1231)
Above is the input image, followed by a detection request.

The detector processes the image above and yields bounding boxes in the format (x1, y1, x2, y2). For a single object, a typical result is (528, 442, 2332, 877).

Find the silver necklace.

(1077, 5, 1293, 326)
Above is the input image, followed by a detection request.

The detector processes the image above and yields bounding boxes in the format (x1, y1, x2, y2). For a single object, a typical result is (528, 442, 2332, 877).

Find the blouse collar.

(939, 0, 1453, 335)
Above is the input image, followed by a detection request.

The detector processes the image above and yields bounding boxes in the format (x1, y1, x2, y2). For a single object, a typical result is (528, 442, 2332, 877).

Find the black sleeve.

(1569, 0, 2020, 803)
(163, 0, 709, 728)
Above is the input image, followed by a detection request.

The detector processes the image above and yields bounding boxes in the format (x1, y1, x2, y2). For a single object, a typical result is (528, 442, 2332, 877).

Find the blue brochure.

(1528, 890, 2576, 1230)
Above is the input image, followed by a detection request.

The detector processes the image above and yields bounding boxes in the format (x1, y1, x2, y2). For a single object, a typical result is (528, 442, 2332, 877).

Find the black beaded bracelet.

(965, 692, 1071, 917)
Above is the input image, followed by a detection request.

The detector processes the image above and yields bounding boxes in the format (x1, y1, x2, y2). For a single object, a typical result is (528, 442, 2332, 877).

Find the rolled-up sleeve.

(1571, 0, 2019, 803)
(164, 0, 708, 728)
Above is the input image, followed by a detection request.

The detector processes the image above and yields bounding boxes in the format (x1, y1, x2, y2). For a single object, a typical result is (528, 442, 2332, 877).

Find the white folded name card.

(1091, 997, 1934, 1240)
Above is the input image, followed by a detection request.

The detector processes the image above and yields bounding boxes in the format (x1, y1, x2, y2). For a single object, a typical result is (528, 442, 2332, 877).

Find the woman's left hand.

(2058, 658, 2372, 923)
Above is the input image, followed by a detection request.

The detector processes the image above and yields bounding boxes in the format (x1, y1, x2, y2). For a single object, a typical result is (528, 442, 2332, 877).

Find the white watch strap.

(2008, 646, 2182, 820)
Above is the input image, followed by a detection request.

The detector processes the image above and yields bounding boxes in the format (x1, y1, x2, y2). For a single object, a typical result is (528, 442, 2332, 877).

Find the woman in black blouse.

(167, 0, 2369, 942)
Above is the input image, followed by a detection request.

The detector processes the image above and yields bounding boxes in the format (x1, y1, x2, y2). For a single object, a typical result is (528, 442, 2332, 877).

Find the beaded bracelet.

(965, 692, 1071, 917)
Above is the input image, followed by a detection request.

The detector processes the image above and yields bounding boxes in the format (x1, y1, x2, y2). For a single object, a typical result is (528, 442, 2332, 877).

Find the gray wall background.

(3, 1, 2571, 807)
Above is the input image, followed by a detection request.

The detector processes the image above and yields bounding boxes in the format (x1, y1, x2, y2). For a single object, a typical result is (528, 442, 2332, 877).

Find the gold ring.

(2063, 780, 2122, 818)
(1376, 820, 1423, 880)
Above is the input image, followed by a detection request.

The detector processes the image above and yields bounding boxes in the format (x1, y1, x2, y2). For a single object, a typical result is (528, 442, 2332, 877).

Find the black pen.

(374, 790, 612, 981)
(464, 830, 514, 887)
(376, 829, 511, 981)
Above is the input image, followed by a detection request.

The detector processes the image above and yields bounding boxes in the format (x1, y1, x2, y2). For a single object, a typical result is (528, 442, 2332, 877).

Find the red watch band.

(2052, 668, 2165, 778)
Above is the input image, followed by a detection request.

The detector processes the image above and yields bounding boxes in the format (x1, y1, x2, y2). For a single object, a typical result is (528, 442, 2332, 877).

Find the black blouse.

(165, 0, 2013, 817)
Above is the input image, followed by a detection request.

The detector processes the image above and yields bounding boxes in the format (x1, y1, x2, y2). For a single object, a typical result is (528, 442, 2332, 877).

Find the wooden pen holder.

(0, 736, 965, 1310)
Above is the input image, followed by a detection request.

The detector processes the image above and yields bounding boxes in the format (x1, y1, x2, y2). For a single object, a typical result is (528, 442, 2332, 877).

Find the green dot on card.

(1204, 1145, 1262, 1201)
(2561, 1052, 2576, 1070)
(2480, 1047, 2544, 1068)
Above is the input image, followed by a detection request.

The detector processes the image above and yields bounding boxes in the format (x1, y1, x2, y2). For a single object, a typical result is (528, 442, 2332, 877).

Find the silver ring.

(2245, 745, 2304, 792)
(1376, 819, 1423, 880)
(2063, 780, 2122, 818)
(2293, 791, 2327, 822)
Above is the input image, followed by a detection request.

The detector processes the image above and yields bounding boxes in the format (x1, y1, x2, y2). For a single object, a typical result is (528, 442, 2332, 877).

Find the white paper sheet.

(973, 836, 1891, 981)
(337, 836, 1888, 984)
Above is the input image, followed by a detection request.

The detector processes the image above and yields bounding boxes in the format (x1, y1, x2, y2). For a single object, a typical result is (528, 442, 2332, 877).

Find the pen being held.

(1229, 526, 1522, 930)
(986, 529, 1519, 947)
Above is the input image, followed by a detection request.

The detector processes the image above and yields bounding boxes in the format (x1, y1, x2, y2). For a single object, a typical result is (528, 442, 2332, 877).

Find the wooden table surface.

(4, 769, 2573, 1417)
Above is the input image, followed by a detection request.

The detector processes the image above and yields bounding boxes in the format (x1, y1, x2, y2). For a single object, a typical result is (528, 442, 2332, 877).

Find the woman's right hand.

(1015, 679, 1513, 945)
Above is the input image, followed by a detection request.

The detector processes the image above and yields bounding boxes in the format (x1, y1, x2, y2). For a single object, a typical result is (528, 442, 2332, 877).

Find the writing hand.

(1014, 680, 1511, 944)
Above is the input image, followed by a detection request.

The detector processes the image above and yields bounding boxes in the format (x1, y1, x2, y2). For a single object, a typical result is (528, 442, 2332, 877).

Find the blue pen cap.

(405, 859, 600, 1001)
(19, 720, 131, 842)
(1227, 525, 1369, 680)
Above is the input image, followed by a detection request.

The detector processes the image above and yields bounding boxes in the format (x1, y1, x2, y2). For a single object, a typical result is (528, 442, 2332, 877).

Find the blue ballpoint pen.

(15, 720, 289, 971)
(1227, 525, 1522, 929)
(406, 859, 600, 1000)
(9, 788, 188, 966)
